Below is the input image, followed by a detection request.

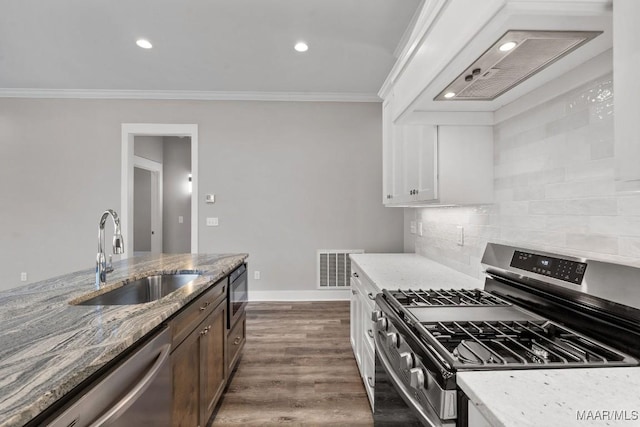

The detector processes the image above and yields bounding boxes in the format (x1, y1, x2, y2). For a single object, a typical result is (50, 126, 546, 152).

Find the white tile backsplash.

(412, 73, 640, 277)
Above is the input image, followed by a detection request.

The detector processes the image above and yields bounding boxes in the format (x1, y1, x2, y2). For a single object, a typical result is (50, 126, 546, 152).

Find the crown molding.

(0, 88, 381, 103)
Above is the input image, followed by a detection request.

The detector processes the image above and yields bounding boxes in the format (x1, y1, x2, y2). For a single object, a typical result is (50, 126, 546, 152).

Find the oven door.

(228, 264, 248, 329)
(374, 298, 456, 427)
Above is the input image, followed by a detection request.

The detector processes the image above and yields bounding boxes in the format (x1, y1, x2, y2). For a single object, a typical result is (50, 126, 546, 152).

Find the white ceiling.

(0, 0, 422, 98)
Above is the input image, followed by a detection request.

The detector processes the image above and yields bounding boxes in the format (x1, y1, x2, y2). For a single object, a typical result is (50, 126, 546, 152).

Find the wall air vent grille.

(317, 249, 364, 289)
(435, 30, 602, 101)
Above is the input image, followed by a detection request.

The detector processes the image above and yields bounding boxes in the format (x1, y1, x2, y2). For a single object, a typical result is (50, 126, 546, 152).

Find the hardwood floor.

(211, 301, 374, 426)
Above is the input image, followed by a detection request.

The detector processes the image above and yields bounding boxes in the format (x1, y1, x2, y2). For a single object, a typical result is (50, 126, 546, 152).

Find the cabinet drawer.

(227, 312, 246, 373)
(363, 340, 375, 411)
(171, 278, 227, 348)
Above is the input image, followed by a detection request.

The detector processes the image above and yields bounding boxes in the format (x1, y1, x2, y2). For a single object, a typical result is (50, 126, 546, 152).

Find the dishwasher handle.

(90, 342, 171, 427)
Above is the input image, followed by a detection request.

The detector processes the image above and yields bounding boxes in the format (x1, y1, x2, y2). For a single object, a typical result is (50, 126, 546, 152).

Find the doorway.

(121, 124, 198, 257)
(133, 156, 163, 255)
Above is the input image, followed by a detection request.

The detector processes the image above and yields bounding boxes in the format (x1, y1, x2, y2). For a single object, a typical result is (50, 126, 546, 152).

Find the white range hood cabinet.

(381, 0, 612, 125)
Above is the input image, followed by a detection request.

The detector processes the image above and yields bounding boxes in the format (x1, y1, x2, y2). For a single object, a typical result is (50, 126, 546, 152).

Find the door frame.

(134, 156, 163, 254)
(121, 123, 198, 257)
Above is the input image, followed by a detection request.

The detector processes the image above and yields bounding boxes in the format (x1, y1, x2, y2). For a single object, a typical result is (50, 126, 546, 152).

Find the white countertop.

(458, 368, 640, 427)
(349, 253, 482, 292)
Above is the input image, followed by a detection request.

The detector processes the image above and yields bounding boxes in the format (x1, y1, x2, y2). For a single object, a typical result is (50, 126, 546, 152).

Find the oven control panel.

(510, 251, 587, 285)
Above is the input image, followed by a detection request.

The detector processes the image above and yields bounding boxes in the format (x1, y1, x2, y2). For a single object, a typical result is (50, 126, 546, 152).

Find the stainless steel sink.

(75, 273, 202, 305)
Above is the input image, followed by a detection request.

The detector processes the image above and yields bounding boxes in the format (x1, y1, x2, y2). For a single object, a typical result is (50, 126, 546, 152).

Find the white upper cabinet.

(380, 0, 613, 207)
(383, 121, 493, 207)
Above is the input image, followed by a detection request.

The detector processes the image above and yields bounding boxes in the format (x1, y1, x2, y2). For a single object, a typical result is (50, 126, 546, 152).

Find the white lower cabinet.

(349, 262, 377, 411)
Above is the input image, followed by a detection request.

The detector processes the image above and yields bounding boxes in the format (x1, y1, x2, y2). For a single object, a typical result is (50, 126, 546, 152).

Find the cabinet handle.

(200, 325, 211, 336)
(351, 289, 357, 295)
(234, 337, 241, 345)
(368, 293, 375, 300)
(353, 272, 359, 278)
(367, 376, 375, 388)
(199, 301, 211, 311)
(367, 329, 374, 338)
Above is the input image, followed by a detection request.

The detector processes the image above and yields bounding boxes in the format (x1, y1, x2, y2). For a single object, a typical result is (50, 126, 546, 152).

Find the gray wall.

(0, 98, 404, 295)
(134, 135, 163, 163)
(133, 167, 152, 252)
(163, 136, 191, 254)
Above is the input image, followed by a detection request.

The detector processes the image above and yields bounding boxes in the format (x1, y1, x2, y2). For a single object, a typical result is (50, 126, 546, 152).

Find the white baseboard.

(249, 289, 351, 302)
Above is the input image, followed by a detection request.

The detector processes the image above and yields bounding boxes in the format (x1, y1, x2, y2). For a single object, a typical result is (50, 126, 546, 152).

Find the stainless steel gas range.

(373, 243, 640, 426)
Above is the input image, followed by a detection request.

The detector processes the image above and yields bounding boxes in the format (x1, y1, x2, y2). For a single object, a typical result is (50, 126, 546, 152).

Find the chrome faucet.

(96, 209, 124, 288)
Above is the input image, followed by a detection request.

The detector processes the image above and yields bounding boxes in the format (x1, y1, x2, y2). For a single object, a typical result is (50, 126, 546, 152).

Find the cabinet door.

(382, 99, 394, 204)
(416, 125, 437, 201)
(201, 301, 227, 424)
(350, 283, 362, 369)
(171, 328, 201, 427)
(398, 125, 437, 203)
(391, 125, 405, 202)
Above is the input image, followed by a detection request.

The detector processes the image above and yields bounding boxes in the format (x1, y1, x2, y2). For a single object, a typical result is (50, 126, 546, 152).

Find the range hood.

(381, 0, 613, 123)
(434, 30, 602, 101)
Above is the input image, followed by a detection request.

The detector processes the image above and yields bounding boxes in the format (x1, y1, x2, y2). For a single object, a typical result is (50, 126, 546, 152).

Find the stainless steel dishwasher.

(46, 327, 172, 427)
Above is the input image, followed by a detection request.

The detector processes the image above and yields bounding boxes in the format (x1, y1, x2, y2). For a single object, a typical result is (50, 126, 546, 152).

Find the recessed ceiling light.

(444, 92, 456, 99)
(294, 42, 308, 52)
(499, 41, 517, 52)
(136, 39, 153, 49)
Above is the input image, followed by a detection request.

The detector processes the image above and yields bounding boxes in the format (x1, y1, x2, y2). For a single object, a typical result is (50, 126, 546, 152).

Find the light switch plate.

(178, 216, 184, 224)
(418, 222, 423, 237)
(206, 217, 219, 226)
(254, 271, 261, 280)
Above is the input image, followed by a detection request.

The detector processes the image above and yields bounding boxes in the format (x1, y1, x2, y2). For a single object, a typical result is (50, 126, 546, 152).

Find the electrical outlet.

(205, 194, 215, 204)
(254, 271, 261, 280)
(206, 217, 219, 226)
(418, 222, 423, 237)
(410, 221, 416, 235)
(457, 226, 464, 246)
(178, 216, 184, 224)
(20, 272, 27, 282)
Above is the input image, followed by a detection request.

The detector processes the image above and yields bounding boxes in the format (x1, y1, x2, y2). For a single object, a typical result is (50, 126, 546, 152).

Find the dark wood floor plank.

(212, 301, 374, 426)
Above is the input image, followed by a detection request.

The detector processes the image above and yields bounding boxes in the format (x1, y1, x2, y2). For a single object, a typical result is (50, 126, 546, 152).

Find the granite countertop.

(458, 368, 640, 427)
(349, 253, 482, 291)
(0, 253, 247, 427)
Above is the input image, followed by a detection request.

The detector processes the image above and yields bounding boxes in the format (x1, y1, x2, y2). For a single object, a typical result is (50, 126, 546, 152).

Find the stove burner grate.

(389, 288, 510, 307)
(420, 320, 634, 367)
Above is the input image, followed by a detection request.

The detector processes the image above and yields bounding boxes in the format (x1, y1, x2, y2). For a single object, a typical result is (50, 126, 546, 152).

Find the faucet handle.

(106, 254, 114, 273)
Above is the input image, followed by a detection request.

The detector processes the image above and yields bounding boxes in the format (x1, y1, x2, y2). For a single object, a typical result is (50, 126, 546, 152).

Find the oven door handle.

(374, 331, 449, 427)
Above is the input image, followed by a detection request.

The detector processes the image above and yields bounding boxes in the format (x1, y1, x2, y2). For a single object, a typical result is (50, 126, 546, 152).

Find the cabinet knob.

(234, 337, 241, 345)
(353, 272, 359, 278)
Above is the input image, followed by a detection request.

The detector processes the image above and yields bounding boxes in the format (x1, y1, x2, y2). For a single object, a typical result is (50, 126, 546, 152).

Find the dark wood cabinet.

(170, 279, 228, 427)
(201, 301, 227, 423)
(227, 311, 246, 373)
(171, 328, 200, 427)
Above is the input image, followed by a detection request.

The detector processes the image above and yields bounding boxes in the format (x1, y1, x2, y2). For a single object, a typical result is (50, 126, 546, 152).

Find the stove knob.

(376, 317, 388, 331)
(399, 352, 414, 370)
(385, 332, 398, 348)
(371, 310, 383, 322)
(409, 368, 426, 389)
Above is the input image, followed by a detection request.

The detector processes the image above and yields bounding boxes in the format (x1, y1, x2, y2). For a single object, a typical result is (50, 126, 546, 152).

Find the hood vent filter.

(435, 30, 602, 101)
